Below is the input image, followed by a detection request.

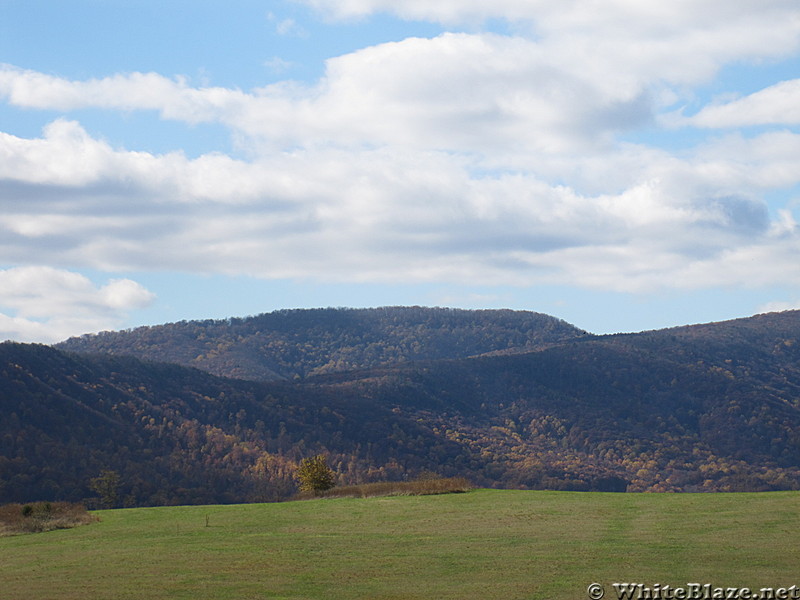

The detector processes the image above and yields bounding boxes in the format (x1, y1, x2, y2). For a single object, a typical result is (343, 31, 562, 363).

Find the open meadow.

(1, 489, 798, 600)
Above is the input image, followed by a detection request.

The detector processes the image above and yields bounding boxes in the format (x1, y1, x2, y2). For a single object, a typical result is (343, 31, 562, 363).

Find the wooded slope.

(56, 306, 585, 381)
(3, 309, 800, 505)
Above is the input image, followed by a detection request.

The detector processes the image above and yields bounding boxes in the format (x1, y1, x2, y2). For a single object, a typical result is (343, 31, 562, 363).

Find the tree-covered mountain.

(327, 311, 800, 493)
(0, 342, 468, 506)
(56, 307, 585, 381)
(4, 309, 800, 506)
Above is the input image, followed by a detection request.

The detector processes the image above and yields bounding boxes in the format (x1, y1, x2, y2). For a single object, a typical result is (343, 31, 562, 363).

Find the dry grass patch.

(0, 502, 98, 536)
(300, 476, 473, 499)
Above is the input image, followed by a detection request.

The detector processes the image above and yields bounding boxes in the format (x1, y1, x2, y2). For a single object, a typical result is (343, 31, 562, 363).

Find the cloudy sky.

(1, 0, 800, 343)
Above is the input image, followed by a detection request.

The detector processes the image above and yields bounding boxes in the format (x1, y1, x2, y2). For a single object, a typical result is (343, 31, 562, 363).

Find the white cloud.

(5, 38, 639, 155)
(267, 11, 309, 37)
(0, 120, 796, 296)
(757, 300, 800, 314)
(1, 0, 800, 334)
(264, 57, 294, 74)
(2, 2, 798, 157)
(688, 79, 800, 128)
(0, 267, 155, 343)
(276, 18, 308, 37)
(298, 0, 792, 26)
(0, 64, 248, 125)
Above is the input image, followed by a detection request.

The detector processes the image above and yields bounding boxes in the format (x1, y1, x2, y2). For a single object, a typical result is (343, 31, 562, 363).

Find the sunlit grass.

(1, 490, 797, 600)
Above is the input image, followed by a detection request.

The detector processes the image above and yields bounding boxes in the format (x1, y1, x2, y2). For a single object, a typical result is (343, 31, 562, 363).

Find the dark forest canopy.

(56, 306, 586, 381)
(3, 308, 800, 506)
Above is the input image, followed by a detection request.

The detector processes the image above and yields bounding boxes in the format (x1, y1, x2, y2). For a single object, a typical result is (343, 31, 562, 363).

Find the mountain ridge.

(4, 307, 800, 505)
(56, 306, 586, 381)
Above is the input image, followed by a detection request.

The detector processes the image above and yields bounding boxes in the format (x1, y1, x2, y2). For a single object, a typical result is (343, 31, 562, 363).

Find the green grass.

(1, 490, 798, 600)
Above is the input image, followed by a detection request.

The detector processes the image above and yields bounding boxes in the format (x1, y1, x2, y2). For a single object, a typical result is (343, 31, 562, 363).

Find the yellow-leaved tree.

(295, 455, 336, 495)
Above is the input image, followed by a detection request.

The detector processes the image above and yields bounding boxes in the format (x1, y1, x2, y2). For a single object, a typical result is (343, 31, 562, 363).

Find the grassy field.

(1, 489, 798, 600)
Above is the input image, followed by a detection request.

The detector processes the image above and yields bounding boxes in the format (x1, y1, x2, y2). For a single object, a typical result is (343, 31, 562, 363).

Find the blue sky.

(1, 0, 800, 342)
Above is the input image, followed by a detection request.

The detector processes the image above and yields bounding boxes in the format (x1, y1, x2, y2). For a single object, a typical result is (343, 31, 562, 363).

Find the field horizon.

(1, 489, 798, 600)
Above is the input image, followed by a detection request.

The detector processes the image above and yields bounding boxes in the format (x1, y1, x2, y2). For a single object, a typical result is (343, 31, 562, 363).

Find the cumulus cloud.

(2, 2, 798, 156)
(0, 267, 155, 343)
(0, 119, 796, 295)
(3, 36, 644, 156)
(1, 0, 800, 337)
(0, 64, 248, 125)
(298, 0, 800, 69)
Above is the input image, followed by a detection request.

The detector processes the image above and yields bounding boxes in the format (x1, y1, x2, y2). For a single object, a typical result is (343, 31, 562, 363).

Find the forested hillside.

(0, 342, 467, 506)
(331, 315, 800, 493)
(56, 307, 584, 381)
(4, 309, 800, 506)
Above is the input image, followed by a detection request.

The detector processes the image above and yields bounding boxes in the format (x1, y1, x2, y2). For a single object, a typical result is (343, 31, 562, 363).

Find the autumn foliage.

(295, 455, 336, 495)
(3, 309, 800, 507)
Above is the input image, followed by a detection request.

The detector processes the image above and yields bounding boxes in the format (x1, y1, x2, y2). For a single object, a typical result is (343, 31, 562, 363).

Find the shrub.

(295, 455, 336, 495)
(0, 502, 98, 536)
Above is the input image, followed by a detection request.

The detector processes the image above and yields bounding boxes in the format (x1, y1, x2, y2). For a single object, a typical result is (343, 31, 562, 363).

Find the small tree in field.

(296, 455, 336, 494)
(89, 469, 120, 508)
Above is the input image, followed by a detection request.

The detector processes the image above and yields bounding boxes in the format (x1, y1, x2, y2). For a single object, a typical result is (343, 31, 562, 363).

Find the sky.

(1, 0, 800, 343)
